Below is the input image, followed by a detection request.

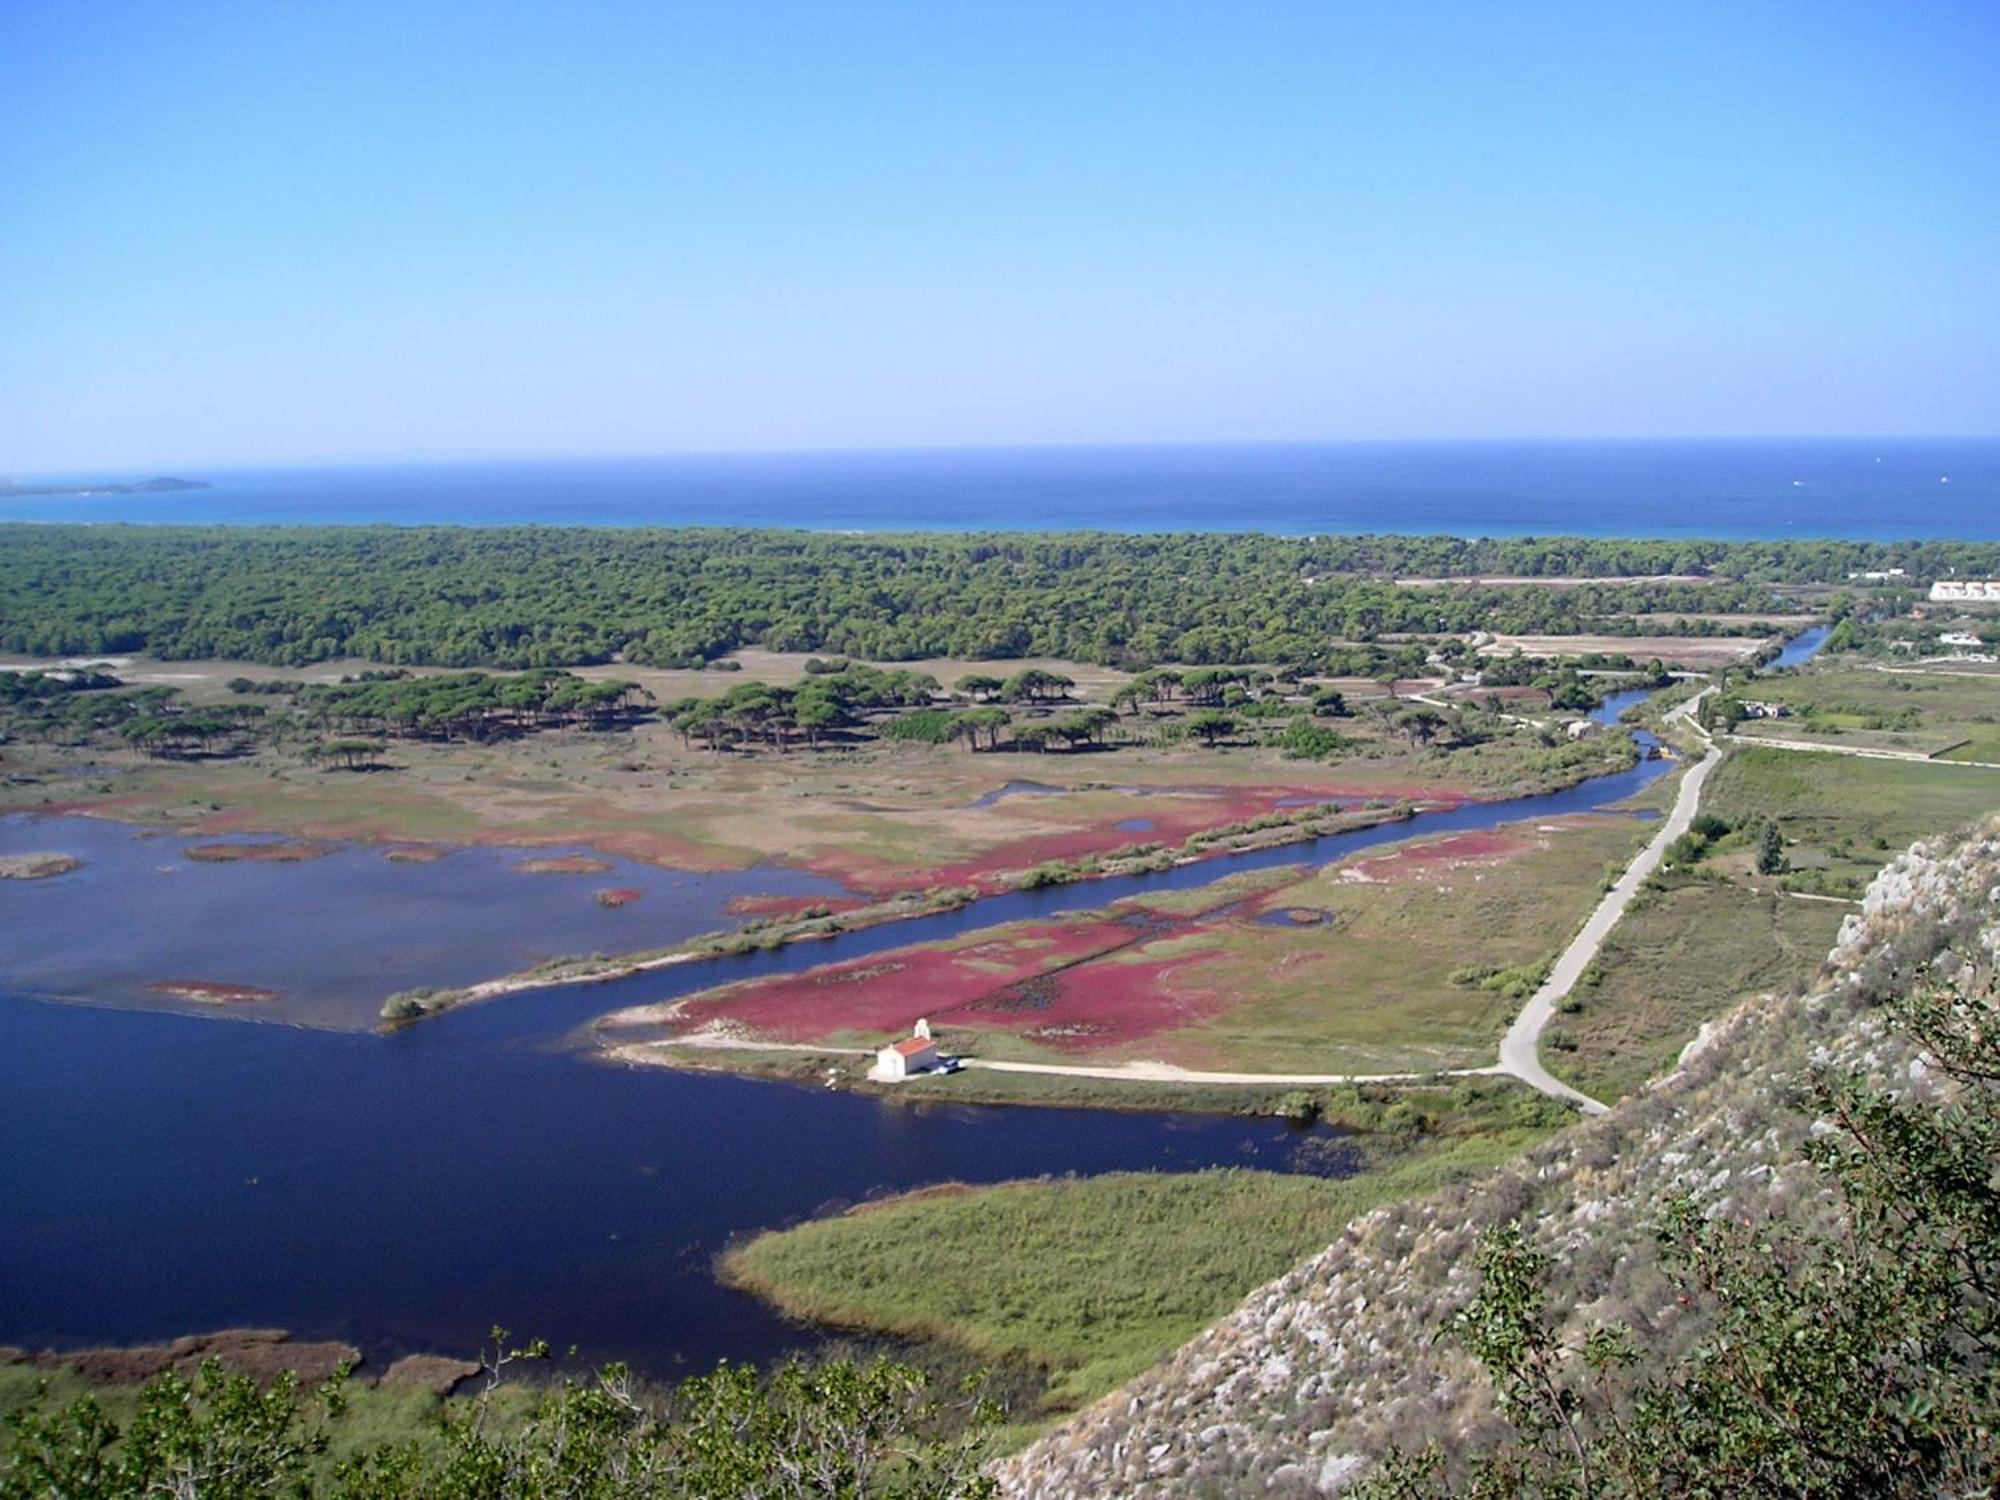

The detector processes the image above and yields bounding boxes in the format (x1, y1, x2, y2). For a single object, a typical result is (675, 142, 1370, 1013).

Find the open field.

(1546, 876, 1847, 1101)
(1, 653, 1643, 904)
(721, 1081, 1565, 1419)
(1549, 732, 2000, 1103)
(1482, 634, 1774, 668)
(1706, 747, 2000, 898)
(604, 812, 1651, 1078)
(1723, 655, 2000, 762)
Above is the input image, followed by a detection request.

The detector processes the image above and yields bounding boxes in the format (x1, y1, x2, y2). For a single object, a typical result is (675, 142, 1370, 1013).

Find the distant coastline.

(0, 440, 1994, 537)
(2, 475, 209, 500)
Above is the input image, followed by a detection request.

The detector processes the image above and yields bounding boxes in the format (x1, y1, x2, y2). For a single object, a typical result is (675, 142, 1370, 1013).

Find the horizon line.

(12, 431, 2000, 481)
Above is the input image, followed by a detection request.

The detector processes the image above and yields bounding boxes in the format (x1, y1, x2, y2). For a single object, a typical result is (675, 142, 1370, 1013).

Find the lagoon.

(0, 719, 1686, 1372)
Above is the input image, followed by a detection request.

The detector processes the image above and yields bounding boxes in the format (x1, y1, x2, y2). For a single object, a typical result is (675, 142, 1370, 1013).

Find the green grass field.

(722, 1088, 1559, 1421)
(1550, 737, 1998, 1103)
(1707, 747, 2000, 896)
(1082, 814, 1650, 1074)
(1729, 659, 2000, 760)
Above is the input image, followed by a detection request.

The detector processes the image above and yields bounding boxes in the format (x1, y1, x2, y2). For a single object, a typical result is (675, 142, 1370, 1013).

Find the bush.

(1360, 962, 2000, 1498)
(1272, 1090, 1323, 1125)
(878, 708, 957, 743)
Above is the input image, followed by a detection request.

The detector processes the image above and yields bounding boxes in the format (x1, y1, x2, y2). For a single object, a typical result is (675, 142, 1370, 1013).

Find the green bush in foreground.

(1358, 961, 2000, 1498)
(0, 1346, 996, 1499)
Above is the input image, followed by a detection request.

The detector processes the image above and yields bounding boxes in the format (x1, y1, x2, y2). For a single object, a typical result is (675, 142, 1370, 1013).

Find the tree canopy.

(3, 525, 1986, 672)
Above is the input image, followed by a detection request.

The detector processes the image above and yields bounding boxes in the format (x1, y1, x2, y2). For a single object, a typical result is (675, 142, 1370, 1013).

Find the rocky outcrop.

(999, 818, 2000, 1497)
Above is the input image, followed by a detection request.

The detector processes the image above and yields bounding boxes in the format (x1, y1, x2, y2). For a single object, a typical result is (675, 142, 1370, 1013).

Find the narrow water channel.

(3, 650, 1823, 1376)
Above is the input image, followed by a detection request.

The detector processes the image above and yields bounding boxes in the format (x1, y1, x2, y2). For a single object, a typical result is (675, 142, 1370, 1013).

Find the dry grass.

(1548, 876, 1847, 1101)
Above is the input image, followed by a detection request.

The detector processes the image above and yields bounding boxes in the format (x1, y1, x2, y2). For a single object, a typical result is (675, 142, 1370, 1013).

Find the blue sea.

(7, 438, 1998, 538)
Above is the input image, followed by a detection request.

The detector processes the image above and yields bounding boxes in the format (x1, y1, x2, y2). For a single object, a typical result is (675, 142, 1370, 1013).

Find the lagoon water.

(0, 727, 1685, 1370)
(0, 816, 845, 1030)
(9, 438, 1999, 538)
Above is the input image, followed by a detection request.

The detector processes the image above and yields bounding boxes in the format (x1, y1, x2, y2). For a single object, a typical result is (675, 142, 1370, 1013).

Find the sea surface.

(8, 439, 1998, 538)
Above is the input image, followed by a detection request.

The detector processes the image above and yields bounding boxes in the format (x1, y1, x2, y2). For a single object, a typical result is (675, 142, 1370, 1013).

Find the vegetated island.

(0, 852, 82, 880)
(0, 476, 209, 500)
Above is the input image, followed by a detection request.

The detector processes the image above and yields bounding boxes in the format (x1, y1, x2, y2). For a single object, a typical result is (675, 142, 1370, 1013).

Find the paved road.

(962, 1058, 1503, 1086)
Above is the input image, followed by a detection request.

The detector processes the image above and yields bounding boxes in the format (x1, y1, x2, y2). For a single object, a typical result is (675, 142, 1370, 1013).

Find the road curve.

(1496, 742, 1720, 1114)
(618, 692, 1727, 1112)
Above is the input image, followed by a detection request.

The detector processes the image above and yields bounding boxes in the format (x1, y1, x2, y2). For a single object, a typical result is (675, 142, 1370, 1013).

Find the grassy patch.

(1547, 875, 1847, 1102)
(1553, 737, 1998, 1103)
(1724, 658, 2000, 759)
(1706, 747, 2000, 896)
(1100, 816, 1649, 1073)
(723, 1084, 1560, 1420)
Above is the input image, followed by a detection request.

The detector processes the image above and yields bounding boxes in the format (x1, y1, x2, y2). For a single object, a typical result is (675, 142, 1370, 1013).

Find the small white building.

(870, 1018, 941, 1081)
(1930, 580, 2000, 605)
(1940, 631, 1985, 648)
(1564, 718, 1600, 740)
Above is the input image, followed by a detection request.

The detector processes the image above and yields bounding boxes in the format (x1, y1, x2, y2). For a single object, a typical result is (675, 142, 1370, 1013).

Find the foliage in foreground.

(0, 1346, 997, 1499)
(1356, 961, 2000, 1498)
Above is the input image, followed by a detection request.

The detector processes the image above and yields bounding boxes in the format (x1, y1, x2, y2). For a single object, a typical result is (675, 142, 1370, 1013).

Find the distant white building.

(1848, 568, 1907, 582)
(1940, 631, 1986, 648)
(1741, 701, 1791, 720)
(870, 1018, 941, 1081)
(1564, 719, 1600, 740)
(1930, 580, 2000, 605)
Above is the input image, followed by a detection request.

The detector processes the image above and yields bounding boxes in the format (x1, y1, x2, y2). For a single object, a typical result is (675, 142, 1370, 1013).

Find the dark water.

(8, 439, 1997, 538)
(0, 997, 1335, 1373)
(0, 739, 1686, 1370)
(3, 652, 1788, 1372)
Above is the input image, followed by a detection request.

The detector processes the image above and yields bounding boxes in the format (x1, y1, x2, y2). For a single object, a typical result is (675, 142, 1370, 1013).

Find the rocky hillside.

(999, 816, 2000, 1497)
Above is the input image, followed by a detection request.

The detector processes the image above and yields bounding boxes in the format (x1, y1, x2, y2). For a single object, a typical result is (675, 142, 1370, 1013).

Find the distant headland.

(2, 475, 210, 499)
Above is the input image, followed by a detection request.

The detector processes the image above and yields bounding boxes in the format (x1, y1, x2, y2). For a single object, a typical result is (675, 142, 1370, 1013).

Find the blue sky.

(2, 0, 1995, 471)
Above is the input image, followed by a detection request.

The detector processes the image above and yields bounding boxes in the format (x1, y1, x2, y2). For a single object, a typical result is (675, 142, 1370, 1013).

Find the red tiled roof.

(893, 1037, 936, 1056)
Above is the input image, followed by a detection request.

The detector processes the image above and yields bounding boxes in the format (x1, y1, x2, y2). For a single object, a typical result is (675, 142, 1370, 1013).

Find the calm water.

(0, 997, 1339, 1373)
(0, 719, 1689, 1369)
(8, 439, 1998, 538)
(0, 817, 843, 1030)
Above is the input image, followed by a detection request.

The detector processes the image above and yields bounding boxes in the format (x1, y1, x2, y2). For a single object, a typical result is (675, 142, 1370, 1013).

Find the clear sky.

(2, 0, 1996, 472)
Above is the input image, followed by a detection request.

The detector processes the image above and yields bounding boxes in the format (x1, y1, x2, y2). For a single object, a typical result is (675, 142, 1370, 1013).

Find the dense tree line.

(4, 527, 1988, 672)
(296, 670, 652, 741)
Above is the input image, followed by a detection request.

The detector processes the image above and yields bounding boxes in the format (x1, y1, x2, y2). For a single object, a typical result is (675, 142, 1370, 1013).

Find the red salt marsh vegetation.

(184, 840, 336, 863)
(612, 814, 1652, 1078)
(659, 916, 1149, 1043)
(813, 781, 1455, 897)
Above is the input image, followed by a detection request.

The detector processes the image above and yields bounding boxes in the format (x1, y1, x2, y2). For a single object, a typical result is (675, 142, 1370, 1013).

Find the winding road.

(624, 699, 1723, 1113)
(628, 659, 1976, 1122)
